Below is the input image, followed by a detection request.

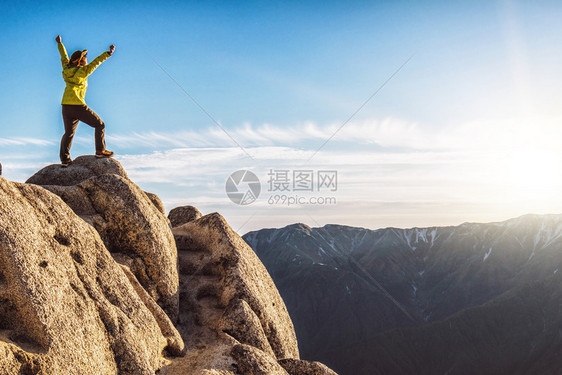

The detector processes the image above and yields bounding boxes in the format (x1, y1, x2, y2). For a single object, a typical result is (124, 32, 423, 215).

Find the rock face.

(230, 344, 289, 375)
(1, 157, 337, 375)
(168, 205, 202, 228)
(144, 191, 166, 215)
(26, 155, 128, 186)
(161, 213, 337, 374)
(0, 176, 182, 374)
(279, 358, 338, 375)
(176, 213, 299, 359)
(27, 157, 179, 320)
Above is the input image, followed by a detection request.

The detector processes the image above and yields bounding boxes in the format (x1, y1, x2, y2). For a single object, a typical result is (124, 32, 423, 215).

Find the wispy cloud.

(108, 119, 428, 150)
(126, 146, 545, 233)
(3, 115, 561, 233)
(0, 137, 54, 146)
(114, 111, 562, 233)
(107, 114, 562, 154)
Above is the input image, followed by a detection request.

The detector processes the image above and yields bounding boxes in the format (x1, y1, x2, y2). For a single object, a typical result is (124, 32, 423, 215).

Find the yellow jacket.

(58, 42, 111, 105)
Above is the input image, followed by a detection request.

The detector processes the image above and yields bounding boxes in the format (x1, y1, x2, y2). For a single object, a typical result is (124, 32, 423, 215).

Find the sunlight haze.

(1, 0, 561, 232)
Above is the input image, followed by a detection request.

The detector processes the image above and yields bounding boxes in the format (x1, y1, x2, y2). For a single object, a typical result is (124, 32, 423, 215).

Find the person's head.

(69, 49, 88, 67)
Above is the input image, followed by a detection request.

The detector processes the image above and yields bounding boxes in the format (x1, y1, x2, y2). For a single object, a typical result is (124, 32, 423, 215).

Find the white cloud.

(107, 118, 432, 150)
(107, 114, 562, 156)
(0, 137, 54, 146)
(4, 115, 562, 232)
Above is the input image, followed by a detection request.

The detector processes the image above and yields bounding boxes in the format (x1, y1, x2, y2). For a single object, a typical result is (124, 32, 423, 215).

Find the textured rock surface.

(161, 213, 340, 374)
(27, 158, 179, 320)
(231, 344, 289, 375)
(168, 205, 202, 227)
(26, 155, 128, 186)
(218, 299, 276, 358)
(174, 213, 299, 359)
(120, 265, 184, 357)
(144, 191, 166, 215)
(0, 176, 182, 374)
(279, 358, 339, 375)
(2, 158, 337, 375)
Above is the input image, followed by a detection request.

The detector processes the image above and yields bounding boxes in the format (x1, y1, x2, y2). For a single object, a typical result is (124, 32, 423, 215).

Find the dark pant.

(60, 104, 106, 162)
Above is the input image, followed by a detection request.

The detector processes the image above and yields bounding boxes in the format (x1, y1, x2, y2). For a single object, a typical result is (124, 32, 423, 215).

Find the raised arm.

(84, 44, 115, 76)
(56, 35, 69, 67)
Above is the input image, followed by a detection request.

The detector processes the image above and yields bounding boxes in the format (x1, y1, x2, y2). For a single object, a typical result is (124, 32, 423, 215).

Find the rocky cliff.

(0, 156, 337, 375)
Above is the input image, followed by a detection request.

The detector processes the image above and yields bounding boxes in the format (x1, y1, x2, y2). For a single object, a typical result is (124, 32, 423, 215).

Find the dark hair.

(68, 49, 87, 67)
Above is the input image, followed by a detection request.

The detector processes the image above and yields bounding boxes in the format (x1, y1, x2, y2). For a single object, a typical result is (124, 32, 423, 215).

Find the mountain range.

(243, 214, 562, 374)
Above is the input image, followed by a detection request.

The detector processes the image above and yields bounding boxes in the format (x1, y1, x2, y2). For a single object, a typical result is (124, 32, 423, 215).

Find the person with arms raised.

(56, 34, 115, 167)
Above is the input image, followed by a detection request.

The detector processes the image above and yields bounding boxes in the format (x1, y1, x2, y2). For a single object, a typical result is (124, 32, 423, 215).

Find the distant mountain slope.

(337, 272, 562, 374)
(243, 214, 562, 375)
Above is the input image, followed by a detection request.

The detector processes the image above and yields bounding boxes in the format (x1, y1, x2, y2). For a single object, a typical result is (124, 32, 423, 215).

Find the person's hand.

(55, 35, 61, 43)
(108, 44, 115, 55)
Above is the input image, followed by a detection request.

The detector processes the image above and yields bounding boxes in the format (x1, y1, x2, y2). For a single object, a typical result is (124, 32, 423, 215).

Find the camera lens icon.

(225, 170, 261, 205)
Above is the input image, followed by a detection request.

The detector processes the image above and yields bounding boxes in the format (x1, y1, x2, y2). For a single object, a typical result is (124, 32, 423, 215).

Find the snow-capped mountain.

(243, 214, 562, 375)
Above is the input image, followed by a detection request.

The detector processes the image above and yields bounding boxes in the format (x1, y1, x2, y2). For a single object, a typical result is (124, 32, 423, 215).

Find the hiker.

(56, 34, 115, 167)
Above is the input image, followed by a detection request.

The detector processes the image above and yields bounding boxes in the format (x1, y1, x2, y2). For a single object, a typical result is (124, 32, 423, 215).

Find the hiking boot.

(95, 150, 114, 158)
(61, 158, 72, 168)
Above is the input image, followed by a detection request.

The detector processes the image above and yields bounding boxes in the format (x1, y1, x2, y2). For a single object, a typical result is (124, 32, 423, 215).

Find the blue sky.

(1, 0, 562, 232)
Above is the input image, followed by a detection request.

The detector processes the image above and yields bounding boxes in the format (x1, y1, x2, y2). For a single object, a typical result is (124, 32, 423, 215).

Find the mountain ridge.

(243, 213, 562, 374)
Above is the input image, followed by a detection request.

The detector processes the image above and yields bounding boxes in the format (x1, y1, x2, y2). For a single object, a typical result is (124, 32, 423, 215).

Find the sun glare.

(503, 149, 562, 203)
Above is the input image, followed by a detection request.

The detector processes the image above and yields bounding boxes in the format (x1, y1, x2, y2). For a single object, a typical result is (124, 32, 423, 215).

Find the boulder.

(26, 155, 128, 186)
(231, 344, 289, 375)
(0, 176, 183, 374)
(278, 359, 339, 375)
(173, 213, 299, 360)
(27, 158, 179, 321)
(168, 205, 202, 227)
(218, 299, 276, 358)
(144, 191, 166, 215)
(120, 265, 184, 357)
(39, 174, 179, 320)
(4, 157, 337, 375)
(160, 212, 337, 374)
